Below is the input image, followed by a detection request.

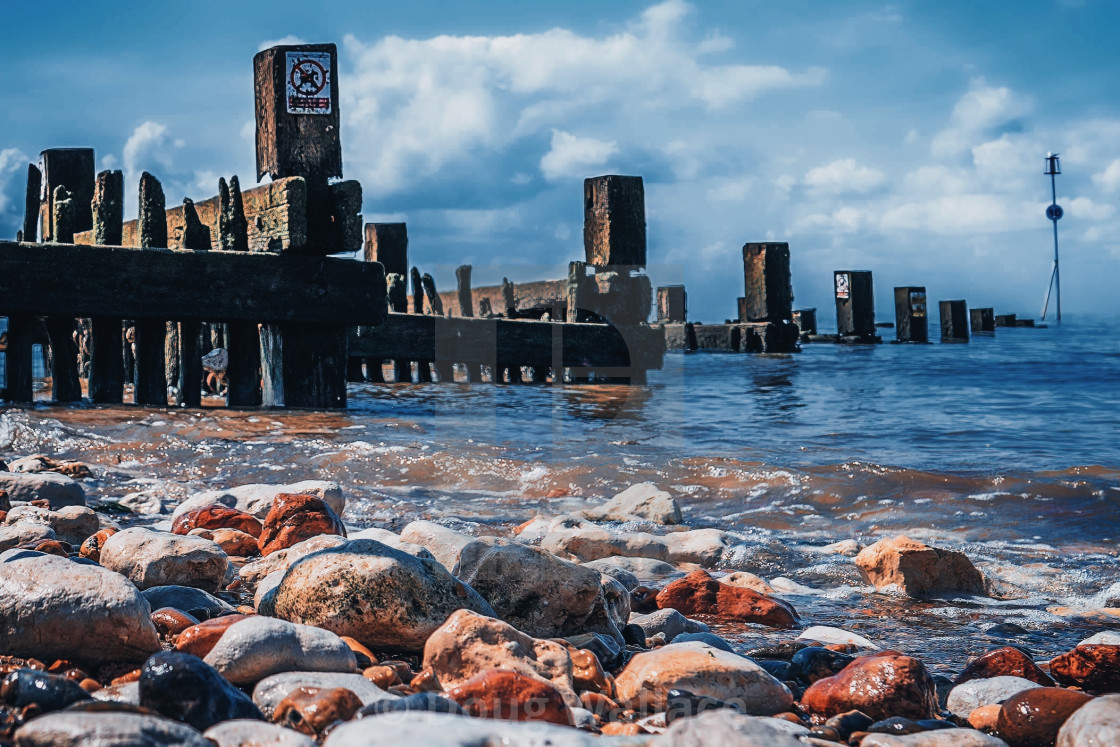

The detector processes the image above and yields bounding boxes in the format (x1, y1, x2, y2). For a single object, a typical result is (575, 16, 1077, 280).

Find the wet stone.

(173, 505, 262, 538)
(996, 686, 1094, 747)
(202, 616, 357, 686)
(954, 646, 1055, 687)
(252, 672, 399, 720)
(258, 493, 346, 556)
(0, 669, 91, 712)
(946, 676, 1042, 718)
(656, 569, 800, 627)
(150, 607, 200, 639)
(447, 669, 572, 726)
(1056, 693, 1120, 746)
(174, 614, 251, 658)
(138, 651, 263, 732)
(789, 646, 855, 685)
(274, 685, 363, 739)
(1049, 644, 1120, 692)
(800, 653, 940, 723)
(141, 586, 236, 620)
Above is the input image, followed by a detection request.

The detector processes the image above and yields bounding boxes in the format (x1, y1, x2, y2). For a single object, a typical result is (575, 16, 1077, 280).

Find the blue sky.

(2, 0, 1119, 323)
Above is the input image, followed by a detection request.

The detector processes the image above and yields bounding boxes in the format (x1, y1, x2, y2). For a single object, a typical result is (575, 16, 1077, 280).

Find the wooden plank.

(89, 317, 123, 403)
(0, 241, 387, 324)
(4, 314, 35, 402)
(350, 315, 664, 372)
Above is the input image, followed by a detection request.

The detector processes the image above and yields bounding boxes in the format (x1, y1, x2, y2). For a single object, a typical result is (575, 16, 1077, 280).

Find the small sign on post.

(285, 52, 332, 114)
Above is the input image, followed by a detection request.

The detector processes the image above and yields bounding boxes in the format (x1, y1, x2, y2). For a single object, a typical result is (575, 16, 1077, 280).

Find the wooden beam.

(349, 314, 664, 372)
(0, 241, 387, 325)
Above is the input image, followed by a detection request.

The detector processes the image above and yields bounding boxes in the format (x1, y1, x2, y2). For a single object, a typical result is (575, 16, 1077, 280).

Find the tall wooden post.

(21, 164, 41, 242)
(134, 172, 168, 406)
(44, 186, 82, 402)
(387, 274, 411, 383)
(894, 287, 928, 344)
(456, 265, 482, 382)
(656, 286, 686, 323)
(741, 243, 792, 322)
(365, 223, 407, 276)
(89, 169, 127, 403)
(583, 176, 646, 268)
(173, 199, 210, 406)
(834, 270, 878, 342)
(38, 149, 94, 242)
(940, 300, 970, 343)
(4, 315, 35, 402)
(217, 177, 262, 407)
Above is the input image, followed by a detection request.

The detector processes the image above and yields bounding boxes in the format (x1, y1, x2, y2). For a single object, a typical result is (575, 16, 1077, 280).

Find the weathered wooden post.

(741, 243, 792, 322)
(217, 177, 263, 407)
(20, 164, 41, 242)
(43, 186, 82, 402)
(792, 308, 817, 337)
(834, 270, 879, 343)
(455, 265, 483, 382)
(386, 274, 411, 383)
(134, 172, 168, 405)
(893, 287, 928, 343)
(173, 199, 210, 406)
(4, 314, 35, 402)
(421, 274, 454, 382)
(995, 313, 1017, 328)
(939, 300, 970, 342)
(37, 149, 94, 242)
(970, 307, 995, 333)
(411, 267, 425, 314)
(656, 286, 686, 323)
(584, 175, 645, 268)
(361, 223, 408, 383)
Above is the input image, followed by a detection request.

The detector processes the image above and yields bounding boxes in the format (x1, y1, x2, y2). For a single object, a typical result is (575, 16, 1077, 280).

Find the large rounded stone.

(140, 585, 235, 620)
(1050, 644, 1120, 692)
(175, 481, 344, 522)
(946, 676, 1042, 718)
(203, 616, 357, 685)
(100, 527, 229, 591)
(579, 482, 683, 524)
(613, 641, 793, 715)
(662, 528, 735, 567)
(540, 525, 670, 563)
(656, 569, 800, 628)
(859, 730, 1010, 746)
(139, 651, 264, 732)
(172, 504, 262, 538)
(239, 534, 347, 584)
(0, 522, 55, 553)
(13, 711, 210, 746)
(258, 493, 346, 556)
(996, 687, 1094, 747)
(955, 646, 1055, 687)
(266, 539, 493, 652)
(801, 652, 940, 722)
(662, 710, 812, 746)
(204, 720, 316, 747)
(0, 550, 160, 664)
(447, 669, 571, 725)
(398, 520, 476, 570)
(454, 536, 629, 643)
(5, 505, 98, 545)
(422, 609, 580, 707)
(856, 535, 986, 598)
(0, 472, 85, 508)
(582, 555, 685, 583)
(1056, 693, 1120, 746)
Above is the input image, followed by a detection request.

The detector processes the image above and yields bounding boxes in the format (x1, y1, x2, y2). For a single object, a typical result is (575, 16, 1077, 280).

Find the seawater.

(1, 313, 1118, 672)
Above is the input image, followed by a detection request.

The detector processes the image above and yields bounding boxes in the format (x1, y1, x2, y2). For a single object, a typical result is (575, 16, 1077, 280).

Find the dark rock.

(757, 660, 792, 681)
(986, 622, 1030, 637)
(355, 692, 465, 718)
(745, 641, 809, 661)
(789, 647, 854, 685)
(954, 646, 1055, 687)
(866, 716, 928, 735)
(630, 586, 659, 613)
(274, 685, 362, 739)
(825, 709, 874, 740)
(996, 686, 1094, 747)
(622, 624, 647, 647)
(566, 633, 623, 670)
(664, 688, 741, 724)
(932, 673, 955, 709)
(0, 669, 90, 712)
(674, 632, 735, 652)
(140, 586, 235, 621)
(138, 651, 263, 732)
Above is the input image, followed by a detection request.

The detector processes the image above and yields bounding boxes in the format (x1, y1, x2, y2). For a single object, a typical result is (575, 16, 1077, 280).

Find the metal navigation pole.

(1041, 152, 1063, 322)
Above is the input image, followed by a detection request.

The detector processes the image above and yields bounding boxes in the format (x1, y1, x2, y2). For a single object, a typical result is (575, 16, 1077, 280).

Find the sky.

(2, 0, 1119, 324)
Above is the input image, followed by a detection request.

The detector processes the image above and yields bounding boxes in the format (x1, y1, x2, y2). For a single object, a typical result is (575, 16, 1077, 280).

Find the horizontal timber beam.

(0, 240, 386, 325)
(350, 313, 664, 370)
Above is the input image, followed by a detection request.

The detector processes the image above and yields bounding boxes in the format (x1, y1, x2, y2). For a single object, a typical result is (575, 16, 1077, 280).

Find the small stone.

(856, 535, 986, 598)
(1079, 631, 1120, 646)
(13, 711, 211, 746)
(656, 569, 800, 627)
(362, 665, 400, 689)
(673, 631, 736, 652)
(200, 528, 260, 557)
(629, 608, 709, 642)
(355, 692, 465, 718)
(614, 641, 792, 715)
(579, 483, 683, 524)
(664, 688, 742, 724)
(720, 571, 775, 594)
(239, 534, 347, 584)
(0, 522, 55, 552)
(267, 539, 493, 652)
(1056, 692, 1120, 746)
(789, 647, 855, 685)
(0, 472, 85, 509)
(1050, 644, 1120, 692)
(1, 669, 91, 711)
(662, 528, 734, 567)
(570, 648, 610, 695)
(454, 536, 629, 642)
(173, 504, 263, 538)
(258, 493, 346, 556)
(969, 703, 1003, 731)
(955, 646, 1055, 687)
(422, 609, 580, 708)
(203, 616, 357, 686)
(540, 525, 670, 563)
(662, 710, 812, 746)
(33, 540, 69, 557)
(0, 550, 161, 664)
(150, 607, 201, 638)
(448, 669, 572, 726)
(582, 555, 684, 583)
(801, 653, 940, 722)
(274, 686, 363, 738)
(99, 527, 229, 591)
(78, 527, 117, 562)
(252, 672, 398, 720)
(946, 676, 1043, 718)
(996, 687, 1094, 747)
(116, 490, 170, 515)
(204, 720, 317, 747)
(798, 626, 880, 650)
(138, 651, 264, 731)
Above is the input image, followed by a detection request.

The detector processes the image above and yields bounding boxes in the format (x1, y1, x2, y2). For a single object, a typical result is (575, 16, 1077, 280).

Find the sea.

(1, 313, 1118, 675)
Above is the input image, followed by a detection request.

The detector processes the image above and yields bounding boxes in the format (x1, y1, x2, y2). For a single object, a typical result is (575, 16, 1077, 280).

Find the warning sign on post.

(286, 52, 332, 114)
(835, 273, 850, 299)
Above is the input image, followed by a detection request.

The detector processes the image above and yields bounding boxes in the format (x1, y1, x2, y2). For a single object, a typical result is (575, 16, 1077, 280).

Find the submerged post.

(893, 287, 928, 343)
(970, 307, 995, 333)
(939, 300, 970, 343)
(656, 286, 686, 323)
(834, 270, 879, 343)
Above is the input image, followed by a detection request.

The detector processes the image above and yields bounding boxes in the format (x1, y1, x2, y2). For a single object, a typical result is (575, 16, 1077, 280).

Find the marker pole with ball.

(1041, 153, 1062, 322)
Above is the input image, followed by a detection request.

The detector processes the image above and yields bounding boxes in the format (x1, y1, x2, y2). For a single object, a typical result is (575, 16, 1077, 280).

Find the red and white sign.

(286, 52, 332, 115)
(835, 273, 850, 299)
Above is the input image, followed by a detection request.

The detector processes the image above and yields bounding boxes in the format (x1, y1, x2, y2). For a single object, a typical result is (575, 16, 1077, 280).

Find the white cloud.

(931, 80, 1030, 158)
(1067, 196, 1116, 221)
(340, 1, 826, 196)
(539, 130, 618, 181)
(0, 147, 28, 215)
(123, 121, 175, 183)
(879, 194, 1033, 235)
(804, 158, 886, 194)
(258, 35, 307, 52)
(1092, 159, 1120, 192)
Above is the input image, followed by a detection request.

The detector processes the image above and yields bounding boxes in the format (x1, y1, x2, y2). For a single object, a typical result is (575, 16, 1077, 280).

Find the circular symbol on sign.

(290, 58, 327, 96)
(1046, 204, 1063, 221)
